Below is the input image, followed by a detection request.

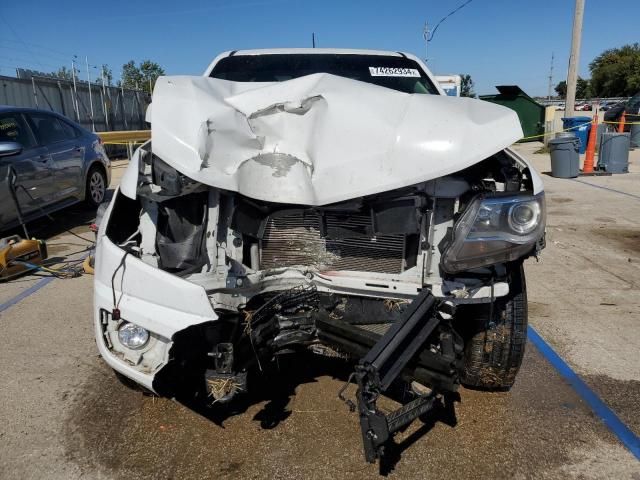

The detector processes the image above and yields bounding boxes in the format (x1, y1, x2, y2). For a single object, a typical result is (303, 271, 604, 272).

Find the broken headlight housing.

(442, 193, 545, 273)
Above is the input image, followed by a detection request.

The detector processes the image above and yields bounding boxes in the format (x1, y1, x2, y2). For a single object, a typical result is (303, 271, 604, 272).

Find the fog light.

(118, 322, 149, 350)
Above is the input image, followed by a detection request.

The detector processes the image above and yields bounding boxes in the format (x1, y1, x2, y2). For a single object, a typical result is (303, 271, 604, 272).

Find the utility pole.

(565, 0, 584, 118)
(423, 21, 429, 62)
(101, 66, 109, 130)
(85, 56, 95, 131)
(547, 52, 554, 101)
(71, 56, 80, 122)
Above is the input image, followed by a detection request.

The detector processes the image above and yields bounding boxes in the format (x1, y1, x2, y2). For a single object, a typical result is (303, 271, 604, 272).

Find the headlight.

(442, 193, 545, 273)
(118, 322, 150, 350)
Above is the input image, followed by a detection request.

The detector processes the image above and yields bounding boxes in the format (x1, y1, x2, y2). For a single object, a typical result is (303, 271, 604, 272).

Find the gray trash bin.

(598, 133, 630, 173)
(549, 137, 580, 178)
(630, 123, 640, 148)
(555, 131, 577, 140)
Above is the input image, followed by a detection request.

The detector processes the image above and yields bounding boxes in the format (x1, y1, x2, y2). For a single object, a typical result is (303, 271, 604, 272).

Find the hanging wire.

(427, 0, 475, 42)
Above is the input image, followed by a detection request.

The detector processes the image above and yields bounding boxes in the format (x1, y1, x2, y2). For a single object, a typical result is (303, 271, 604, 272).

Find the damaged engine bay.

(101, 143, 542, 462)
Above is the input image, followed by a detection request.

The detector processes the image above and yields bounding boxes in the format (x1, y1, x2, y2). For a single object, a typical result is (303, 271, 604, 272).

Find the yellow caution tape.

(98, 130, 150, 143)
(520, 119, 640, 141)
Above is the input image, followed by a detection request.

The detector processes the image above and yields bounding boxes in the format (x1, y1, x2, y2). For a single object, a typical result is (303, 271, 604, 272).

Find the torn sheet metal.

(150, 73, 524, 205)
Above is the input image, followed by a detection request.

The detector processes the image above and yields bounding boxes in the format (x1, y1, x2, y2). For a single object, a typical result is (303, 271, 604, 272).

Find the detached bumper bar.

(319, 289, 455, 464)
(355, 289, 442, 463)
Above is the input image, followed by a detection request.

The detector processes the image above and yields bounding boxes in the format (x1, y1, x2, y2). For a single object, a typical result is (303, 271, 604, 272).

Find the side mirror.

(0, 141, 23, 157)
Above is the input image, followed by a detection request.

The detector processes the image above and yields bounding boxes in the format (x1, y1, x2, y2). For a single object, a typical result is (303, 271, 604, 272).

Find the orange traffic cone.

(618, 111, 626, 133)
(582, 113, 597, 174)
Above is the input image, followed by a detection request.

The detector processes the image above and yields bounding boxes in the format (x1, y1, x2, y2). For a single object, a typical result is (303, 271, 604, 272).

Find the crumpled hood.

(150, 73, 523, 205)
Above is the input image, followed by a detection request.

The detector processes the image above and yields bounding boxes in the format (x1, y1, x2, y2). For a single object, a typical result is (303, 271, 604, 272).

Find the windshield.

(210, 53, 439, 95)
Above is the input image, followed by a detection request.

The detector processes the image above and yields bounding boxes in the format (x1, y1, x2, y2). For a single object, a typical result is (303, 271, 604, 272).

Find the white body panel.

(96, 49, 545, 390)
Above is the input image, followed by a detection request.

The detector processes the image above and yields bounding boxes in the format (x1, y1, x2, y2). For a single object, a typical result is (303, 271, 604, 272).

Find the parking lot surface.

(1, 149, 639, 479)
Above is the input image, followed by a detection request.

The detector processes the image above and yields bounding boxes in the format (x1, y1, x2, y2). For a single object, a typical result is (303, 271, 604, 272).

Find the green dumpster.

(480, 85, 545, 142)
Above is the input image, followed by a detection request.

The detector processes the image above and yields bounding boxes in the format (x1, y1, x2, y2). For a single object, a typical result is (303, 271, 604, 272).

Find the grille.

(260, 211, 405, 274)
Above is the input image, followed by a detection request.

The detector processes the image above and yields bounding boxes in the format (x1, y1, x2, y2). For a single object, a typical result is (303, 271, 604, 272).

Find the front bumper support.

(347, 289, 445, 463)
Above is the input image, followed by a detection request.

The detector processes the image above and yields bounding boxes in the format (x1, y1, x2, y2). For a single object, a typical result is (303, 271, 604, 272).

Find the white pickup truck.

(93, 48, 545, 463)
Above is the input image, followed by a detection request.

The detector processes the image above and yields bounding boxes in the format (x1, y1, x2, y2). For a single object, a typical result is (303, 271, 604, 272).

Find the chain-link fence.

(0, 74, 149, 132)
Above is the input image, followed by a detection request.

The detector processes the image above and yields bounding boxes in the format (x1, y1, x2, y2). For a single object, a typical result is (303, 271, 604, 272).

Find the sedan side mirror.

(0, 141, 23, 157)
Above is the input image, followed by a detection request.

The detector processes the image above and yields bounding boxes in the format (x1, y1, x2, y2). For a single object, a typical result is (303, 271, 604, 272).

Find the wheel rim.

(90, 171, 105, 203)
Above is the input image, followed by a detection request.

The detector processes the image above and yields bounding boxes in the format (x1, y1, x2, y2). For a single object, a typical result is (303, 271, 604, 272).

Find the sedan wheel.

(86, 168, 106, 207)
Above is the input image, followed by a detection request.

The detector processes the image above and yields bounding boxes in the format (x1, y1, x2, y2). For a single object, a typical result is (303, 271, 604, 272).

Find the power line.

(0, 41, 73, 62)
(0, 55, 65, 70)
(0, 14, 47, 70)
(426, 0, 474, 42)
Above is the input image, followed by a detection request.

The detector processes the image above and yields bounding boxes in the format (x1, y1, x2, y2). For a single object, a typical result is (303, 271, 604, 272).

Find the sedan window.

(59, 119, 80, 139)
(0, 113, 36, 148)
(29, 114, 75, 145)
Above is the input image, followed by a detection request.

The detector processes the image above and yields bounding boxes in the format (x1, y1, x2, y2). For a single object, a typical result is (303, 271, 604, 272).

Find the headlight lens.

(508, 201, 540, 234)
(442, 193, 545, 273)
(117, 322, 150, 350)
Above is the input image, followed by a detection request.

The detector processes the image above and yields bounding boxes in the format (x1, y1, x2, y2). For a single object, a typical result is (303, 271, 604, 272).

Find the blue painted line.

(0, 276, 55, 314)
(528, 326, 640, 460)
(571, 179, 640, 200)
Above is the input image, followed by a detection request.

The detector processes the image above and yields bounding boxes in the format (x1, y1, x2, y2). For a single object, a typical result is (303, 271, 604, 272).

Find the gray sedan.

(0, 106, 110, 231)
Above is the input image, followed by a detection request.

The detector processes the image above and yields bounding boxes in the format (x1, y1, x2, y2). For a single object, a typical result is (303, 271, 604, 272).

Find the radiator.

(260, 211, 405, 274)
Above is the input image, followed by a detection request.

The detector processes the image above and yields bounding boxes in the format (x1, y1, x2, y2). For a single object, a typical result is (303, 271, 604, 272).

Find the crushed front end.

(93, 70, 545, 464)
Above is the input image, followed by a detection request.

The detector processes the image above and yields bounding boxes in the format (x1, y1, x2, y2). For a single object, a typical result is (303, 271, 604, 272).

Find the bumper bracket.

(348, 289, 443, 463)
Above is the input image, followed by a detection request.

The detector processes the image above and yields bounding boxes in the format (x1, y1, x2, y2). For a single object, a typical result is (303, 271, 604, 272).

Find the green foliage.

(555, 80, 566, 98)
(554, 77, 592, 99)
(577, 77, 592, 99)
(459, 74, 476, 98)
(121, 60, 165, 93)
(101, 64, 113, 86)
(47, 66, 73, 80)
(589, 43, 640, 97)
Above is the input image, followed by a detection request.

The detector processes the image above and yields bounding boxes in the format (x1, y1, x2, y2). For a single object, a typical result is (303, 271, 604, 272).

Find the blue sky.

(1, 0, 639, 96)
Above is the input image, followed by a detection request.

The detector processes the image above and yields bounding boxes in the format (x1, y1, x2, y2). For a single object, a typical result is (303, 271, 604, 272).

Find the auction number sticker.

(368, 67, 420, 77)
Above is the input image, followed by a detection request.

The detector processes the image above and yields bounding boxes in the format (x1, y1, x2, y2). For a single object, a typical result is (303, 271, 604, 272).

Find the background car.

(575, 102, 592, 111)
(0, 106, 110, 232)
(603, 93, 640, 128)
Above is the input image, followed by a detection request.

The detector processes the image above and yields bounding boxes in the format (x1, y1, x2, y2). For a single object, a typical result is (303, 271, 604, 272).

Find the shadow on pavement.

(173, 350, 459, 474)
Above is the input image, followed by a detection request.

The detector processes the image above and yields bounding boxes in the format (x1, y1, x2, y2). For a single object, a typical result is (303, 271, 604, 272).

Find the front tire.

(85, 166, 107, 207)
(458, 264, 528, 391)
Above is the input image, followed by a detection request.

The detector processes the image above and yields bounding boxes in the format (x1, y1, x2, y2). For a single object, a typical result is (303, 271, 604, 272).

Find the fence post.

(56, 81, 66, 116)
(31, 76, 38, 108)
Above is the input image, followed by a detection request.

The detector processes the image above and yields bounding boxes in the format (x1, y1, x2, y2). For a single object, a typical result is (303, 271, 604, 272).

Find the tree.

(101, 64, 113, 86)
(460, 74, 475, 98)
(577, 77, 592, 99)
(589, 43, 640, 97)
(46, 66, 73, 80)
(121, 60, 165, 93)
(121, 61, 143, 90)
(554, 77, 592, 99)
